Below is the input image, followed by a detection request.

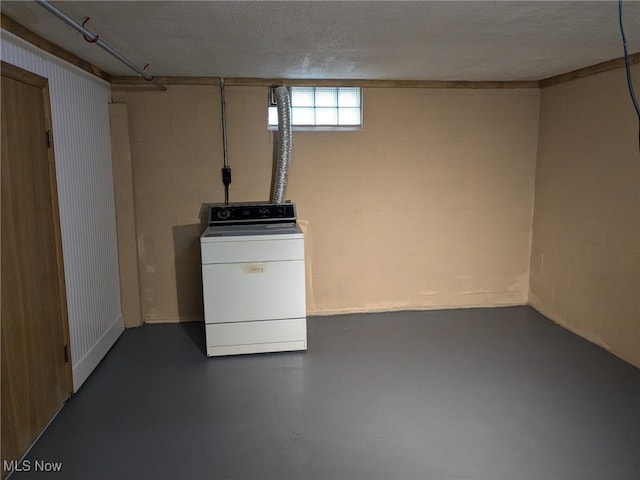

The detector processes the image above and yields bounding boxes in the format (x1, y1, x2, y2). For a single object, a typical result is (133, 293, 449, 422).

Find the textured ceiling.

(2, 1, 640, 81)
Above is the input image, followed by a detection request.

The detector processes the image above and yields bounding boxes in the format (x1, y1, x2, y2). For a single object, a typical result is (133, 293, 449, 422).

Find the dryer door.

(202, 260, 306, 324)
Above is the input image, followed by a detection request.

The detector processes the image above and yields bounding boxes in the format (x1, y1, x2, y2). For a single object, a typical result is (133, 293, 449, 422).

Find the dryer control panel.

(209, 202, 297, 226)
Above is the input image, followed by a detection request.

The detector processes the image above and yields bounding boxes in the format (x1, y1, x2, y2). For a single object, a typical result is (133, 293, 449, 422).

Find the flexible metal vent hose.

(271, 86, 292, 204)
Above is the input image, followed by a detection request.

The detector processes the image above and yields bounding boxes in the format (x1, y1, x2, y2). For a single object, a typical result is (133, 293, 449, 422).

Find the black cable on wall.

(618, 0, 640, 151)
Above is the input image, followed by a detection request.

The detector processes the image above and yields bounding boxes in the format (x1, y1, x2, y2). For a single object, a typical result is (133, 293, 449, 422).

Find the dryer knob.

(217, 208, 231, 220)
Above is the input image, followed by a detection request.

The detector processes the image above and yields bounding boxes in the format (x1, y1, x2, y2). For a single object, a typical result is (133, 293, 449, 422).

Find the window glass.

(338, 107, 361, 126)
(269, 86, 362, 129)
(338, 87, 360, 107)
(315, 87, 338, 107)
(291, 87, 314, 107)
(291, 107, 314, 125)
(315, 107, 338, 125)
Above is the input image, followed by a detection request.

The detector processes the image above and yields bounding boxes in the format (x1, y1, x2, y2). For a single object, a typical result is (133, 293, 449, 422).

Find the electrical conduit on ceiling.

(34, 0, 166, 91)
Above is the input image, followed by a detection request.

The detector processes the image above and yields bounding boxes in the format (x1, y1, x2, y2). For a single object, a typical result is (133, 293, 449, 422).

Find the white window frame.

(268, 86, 362, 131)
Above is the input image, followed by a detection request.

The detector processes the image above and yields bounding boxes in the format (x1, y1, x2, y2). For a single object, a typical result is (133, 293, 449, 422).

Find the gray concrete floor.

(9, 306, 640, 480)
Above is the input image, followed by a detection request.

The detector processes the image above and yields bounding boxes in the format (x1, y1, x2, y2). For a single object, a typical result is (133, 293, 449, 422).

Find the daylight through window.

(269, 86, 362, 128)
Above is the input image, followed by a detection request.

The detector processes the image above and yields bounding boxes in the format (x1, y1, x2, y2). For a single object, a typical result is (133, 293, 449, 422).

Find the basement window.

(268, 86, 362, 130)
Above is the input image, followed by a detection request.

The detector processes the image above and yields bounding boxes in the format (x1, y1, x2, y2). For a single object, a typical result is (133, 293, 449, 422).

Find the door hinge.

(63, 345, 69, 363)
(46, 130, 53, 148)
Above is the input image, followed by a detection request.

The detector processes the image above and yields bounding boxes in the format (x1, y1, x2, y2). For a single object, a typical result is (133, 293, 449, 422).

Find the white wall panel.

(1, 30, 124, 391)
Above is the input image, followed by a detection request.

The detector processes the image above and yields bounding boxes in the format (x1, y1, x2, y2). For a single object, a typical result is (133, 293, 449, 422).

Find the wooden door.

(1, 62, 72, 478)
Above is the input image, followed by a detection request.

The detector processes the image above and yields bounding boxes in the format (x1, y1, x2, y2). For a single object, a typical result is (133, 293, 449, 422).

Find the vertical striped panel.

(1, 30, 124, 391)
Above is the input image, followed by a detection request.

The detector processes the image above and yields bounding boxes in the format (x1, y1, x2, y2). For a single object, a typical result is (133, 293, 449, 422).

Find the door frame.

(1, 61, 73, 396)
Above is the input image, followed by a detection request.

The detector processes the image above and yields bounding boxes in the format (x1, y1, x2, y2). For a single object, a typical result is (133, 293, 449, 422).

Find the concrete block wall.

(112, 85, 540, 321)
(109, 103, 143, 328)
(290, 88, 540, 312)
(530, 65, 640, 368)
(112, 86, 222, 322)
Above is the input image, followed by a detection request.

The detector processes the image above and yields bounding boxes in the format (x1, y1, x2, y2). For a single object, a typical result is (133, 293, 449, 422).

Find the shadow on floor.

(179, 320, 206, 355)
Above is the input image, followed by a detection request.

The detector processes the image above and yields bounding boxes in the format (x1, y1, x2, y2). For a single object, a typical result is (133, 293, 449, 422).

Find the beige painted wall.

(112, 86, 540, 322)
(530, 64, 640, 368)
(109, 103, 143, 328)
